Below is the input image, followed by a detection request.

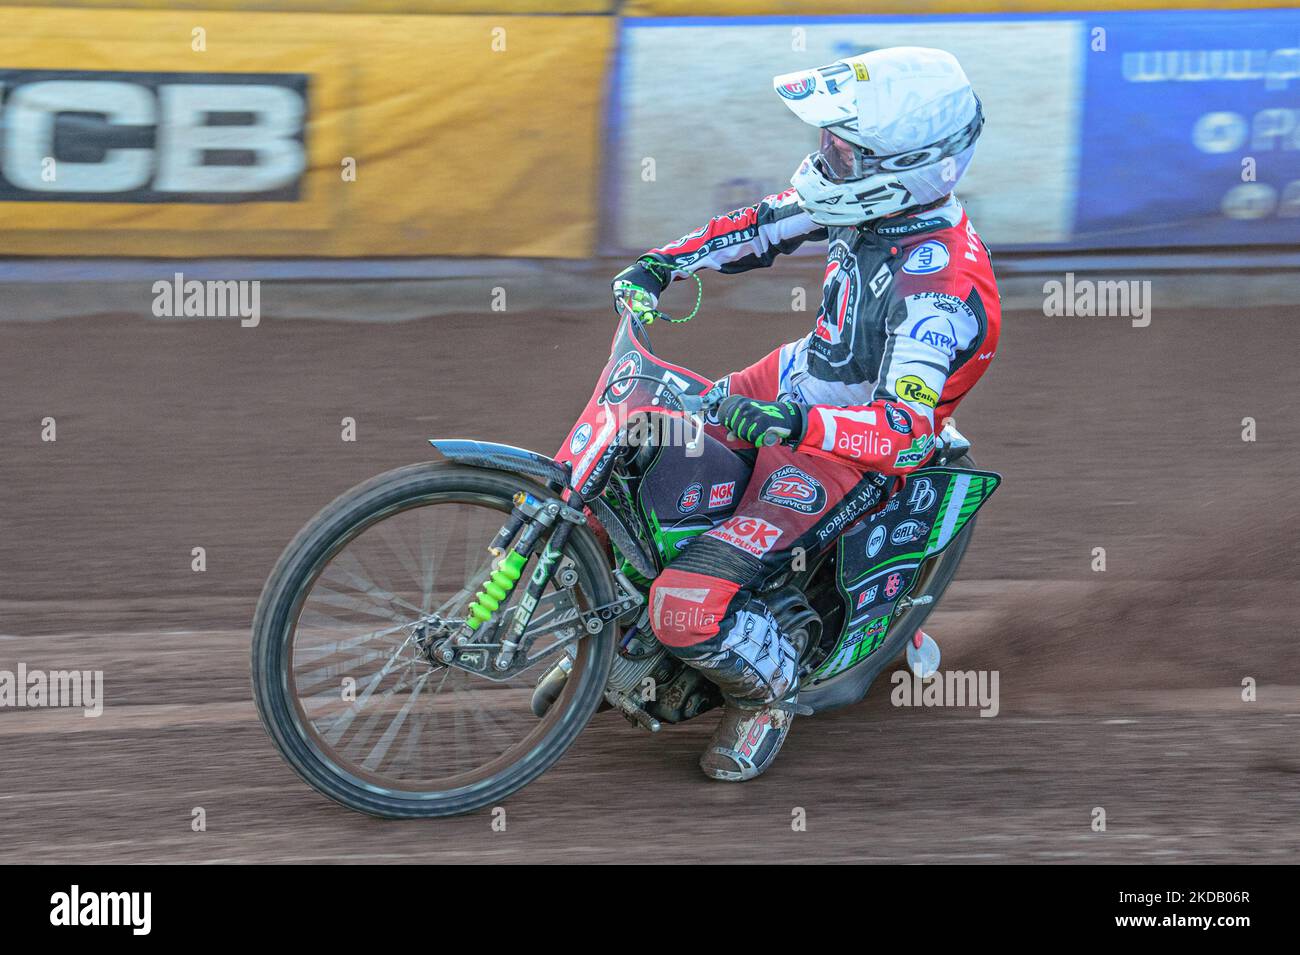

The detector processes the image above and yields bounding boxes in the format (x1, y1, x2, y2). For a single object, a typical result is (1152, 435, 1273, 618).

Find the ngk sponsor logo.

(707, 480, 735, 509)
(707, 515, 782, 557)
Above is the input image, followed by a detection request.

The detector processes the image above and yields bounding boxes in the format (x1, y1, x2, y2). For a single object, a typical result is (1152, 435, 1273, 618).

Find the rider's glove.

(718, 395, 806, 448)
(612, 256, 672, 323)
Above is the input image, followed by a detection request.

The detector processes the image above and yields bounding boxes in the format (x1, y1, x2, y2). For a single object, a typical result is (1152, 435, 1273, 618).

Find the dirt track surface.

(2, 293, 1298, 863)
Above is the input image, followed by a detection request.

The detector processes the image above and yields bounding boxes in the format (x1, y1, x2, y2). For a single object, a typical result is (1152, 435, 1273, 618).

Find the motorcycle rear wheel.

(251, 462, 616, 818)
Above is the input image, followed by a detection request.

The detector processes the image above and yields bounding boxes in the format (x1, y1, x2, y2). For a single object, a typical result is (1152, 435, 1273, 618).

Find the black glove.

(718, 395, 806, 448)
(608, 255, 670, 323)
(612, 256, 672, 321)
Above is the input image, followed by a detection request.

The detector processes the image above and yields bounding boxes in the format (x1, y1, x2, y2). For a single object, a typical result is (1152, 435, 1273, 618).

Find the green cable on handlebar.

(629, 257, 702, 324)
(654, 273, 703, 324)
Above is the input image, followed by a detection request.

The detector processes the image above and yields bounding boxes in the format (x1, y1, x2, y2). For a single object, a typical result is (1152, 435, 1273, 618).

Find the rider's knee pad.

(648, 534, 765, 648)
(648, 567, 739, 649)
(649, 571, 796, 704)
(649, 536, 798, 704)
(671, 596, 798, 705)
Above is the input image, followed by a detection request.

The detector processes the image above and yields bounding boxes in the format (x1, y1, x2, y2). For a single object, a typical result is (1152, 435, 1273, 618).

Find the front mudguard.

(429, 439, 570, 491)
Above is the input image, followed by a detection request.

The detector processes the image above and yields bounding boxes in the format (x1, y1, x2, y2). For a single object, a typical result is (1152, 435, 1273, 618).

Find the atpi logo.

(902, 240, 950, 275)
(866, 524, 887, 558)
(569, 422, 592, 455)
(909, 315, 958, 359)
(760, 465, 826, 514)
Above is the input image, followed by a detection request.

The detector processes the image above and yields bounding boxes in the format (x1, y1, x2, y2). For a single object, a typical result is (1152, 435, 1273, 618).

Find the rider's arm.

(794, 291, 985, 475)
(632, 188, 827, 293)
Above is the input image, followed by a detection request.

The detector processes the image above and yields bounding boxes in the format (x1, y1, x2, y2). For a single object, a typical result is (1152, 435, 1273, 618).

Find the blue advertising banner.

(1075, 10, 1300, 247)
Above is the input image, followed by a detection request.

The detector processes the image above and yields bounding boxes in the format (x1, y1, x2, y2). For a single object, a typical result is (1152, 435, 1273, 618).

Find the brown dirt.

(1, 295, 1297, 863)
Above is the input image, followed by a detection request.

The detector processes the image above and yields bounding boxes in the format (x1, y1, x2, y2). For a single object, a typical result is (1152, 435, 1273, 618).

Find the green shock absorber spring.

(464, 551, 528, 631)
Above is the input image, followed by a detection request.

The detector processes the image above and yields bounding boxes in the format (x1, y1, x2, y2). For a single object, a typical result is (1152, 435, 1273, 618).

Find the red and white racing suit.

(640, 190, 1002, 706)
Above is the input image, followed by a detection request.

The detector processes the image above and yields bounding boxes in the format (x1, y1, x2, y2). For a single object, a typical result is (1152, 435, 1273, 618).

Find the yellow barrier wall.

(5, 1, 614, 13)
(0, 8, 613, 257)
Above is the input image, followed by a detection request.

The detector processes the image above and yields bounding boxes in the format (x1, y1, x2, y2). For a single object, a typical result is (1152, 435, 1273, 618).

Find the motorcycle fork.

(439, 490, 574, 672)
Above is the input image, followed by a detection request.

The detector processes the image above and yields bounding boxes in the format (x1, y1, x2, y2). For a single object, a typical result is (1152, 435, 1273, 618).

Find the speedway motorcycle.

(252, 301, 1000, 817)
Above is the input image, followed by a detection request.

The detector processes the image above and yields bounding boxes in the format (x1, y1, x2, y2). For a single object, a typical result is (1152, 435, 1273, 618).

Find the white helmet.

(773, 47, 983, 226)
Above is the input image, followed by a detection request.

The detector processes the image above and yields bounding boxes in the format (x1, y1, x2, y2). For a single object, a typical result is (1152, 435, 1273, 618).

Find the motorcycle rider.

(612, 47, 1001, 781)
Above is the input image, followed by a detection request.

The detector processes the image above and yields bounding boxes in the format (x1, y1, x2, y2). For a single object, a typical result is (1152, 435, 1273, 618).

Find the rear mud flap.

(807, 466, 1000, 687)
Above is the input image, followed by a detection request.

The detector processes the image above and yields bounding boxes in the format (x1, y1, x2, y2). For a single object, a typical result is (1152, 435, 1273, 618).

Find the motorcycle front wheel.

(251, 462, 616, 818)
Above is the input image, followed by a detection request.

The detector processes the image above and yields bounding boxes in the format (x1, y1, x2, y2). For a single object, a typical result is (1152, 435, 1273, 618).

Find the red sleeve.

(796, 401, 936, 475)
(646, 188, 827, 279)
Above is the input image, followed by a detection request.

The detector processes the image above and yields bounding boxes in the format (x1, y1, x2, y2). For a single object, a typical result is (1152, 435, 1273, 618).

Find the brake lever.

(688, 389, 781, 448)
(680, 385, 728, 454)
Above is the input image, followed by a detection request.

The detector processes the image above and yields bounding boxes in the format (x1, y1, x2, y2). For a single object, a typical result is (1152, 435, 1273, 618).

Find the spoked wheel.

(252, 462, 616, 818)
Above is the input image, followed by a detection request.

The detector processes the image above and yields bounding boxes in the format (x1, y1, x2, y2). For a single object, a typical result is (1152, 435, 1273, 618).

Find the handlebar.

(613, 272, 704, 326)
(680, 387, 781, 446)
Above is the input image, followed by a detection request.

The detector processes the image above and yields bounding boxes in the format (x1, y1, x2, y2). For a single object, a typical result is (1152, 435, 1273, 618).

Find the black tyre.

(251, 461, 616, 818)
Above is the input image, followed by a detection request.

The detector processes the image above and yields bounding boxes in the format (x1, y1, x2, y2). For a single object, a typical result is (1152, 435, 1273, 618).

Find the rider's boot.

(671, 600, 799, 782)
(699, 692, 798, 782)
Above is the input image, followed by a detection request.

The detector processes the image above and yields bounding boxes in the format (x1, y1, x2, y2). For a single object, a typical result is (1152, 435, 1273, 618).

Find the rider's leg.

(650, 536, 797, 781)
(649, 443, 889, 781)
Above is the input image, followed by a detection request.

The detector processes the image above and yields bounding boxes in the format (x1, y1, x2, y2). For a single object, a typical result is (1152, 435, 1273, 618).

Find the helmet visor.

(815, 129, 865, 183)
(812, 98, 985, 184)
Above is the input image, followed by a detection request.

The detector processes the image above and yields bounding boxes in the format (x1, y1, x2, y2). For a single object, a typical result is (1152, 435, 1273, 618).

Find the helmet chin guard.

(773, 47, 983, 226)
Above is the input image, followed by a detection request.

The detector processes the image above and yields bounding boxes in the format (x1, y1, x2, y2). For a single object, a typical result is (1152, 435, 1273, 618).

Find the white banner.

(613, 17, 1084, 252)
